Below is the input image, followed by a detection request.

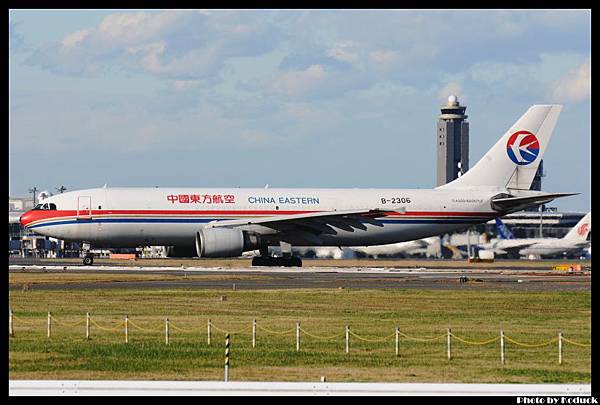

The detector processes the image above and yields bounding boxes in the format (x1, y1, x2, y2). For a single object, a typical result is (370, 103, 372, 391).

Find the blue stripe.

(28, 217, 486, 229)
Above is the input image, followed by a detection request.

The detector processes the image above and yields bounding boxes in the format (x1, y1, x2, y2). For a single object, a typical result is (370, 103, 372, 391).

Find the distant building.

(437, 95, 469, 186)
(9, 196, 34, 212)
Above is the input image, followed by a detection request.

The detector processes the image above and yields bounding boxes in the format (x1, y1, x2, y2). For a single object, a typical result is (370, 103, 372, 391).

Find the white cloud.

(551, 60, 591, 103)
(326, 41, 360, 64)
(61, 30, 91, 51)
(26, 10, 279, 79)
(97, 11, 187, 45)
(268, 64, 326, 96)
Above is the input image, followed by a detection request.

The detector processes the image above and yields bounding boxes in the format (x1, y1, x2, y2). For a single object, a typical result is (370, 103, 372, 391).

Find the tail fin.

(437, 105, 562, 191)
(495, 218, 514, 240)
(563, 212, 591, 241)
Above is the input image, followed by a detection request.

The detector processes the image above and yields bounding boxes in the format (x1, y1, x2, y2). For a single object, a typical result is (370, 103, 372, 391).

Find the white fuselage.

(518, 239, 590, 257)
(481, 237, 589, 257)
(23, 187, 501, 249)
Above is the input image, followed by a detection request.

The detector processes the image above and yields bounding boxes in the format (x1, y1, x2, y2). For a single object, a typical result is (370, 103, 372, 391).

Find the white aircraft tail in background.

(562, 212, 592, 242)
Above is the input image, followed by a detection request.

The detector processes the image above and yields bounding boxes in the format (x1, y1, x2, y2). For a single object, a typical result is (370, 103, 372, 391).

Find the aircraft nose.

(19, 210, 33, 227)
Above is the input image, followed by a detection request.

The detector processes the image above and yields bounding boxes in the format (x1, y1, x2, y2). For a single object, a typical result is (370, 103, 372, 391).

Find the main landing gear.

(83, 254, 94, 266)
(251, 243, 303, 267)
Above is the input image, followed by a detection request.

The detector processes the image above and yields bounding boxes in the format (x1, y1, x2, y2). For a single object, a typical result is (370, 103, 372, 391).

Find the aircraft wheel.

(83, 255, 94, 266)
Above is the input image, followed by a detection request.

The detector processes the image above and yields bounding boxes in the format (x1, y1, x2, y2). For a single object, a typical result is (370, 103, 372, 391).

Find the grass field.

(8, 286, 591, 383)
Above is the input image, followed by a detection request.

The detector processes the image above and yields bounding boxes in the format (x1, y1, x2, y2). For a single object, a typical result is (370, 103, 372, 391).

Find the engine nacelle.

(195, 228, 261, 258)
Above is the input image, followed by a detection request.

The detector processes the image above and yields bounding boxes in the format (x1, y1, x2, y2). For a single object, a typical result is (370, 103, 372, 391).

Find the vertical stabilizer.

(495, 218, 514, 240)
(563, 212, 591, 241)
(437, 105, 562, 191)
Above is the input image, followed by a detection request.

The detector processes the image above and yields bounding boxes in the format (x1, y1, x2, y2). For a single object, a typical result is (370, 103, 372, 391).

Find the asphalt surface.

(9, 258, 591, 292)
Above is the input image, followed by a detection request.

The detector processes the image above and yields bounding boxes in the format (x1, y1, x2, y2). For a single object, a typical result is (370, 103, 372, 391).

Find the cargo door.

(77, 196, 92, 219)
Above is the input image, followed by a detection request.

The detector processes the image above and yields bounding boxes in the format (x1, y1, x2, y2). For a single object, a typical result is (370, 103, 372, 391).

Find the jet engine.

(195, 228, 261, 258)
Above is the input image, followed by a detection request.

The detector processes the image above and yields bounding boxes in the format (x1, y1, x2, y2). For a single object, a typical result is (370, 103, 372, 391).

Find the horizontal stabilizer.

(491, 193, 578, 213)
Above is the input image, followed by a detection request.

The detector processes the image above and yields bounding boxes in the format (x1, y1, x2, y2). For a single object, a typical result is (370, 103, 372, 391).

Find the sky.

(9, 9, 591, 212)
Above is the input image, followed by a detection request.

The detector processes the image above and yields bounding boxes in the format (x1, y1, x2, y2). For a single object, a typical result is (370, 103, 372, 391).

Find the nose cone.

(19, 210, 34, 227)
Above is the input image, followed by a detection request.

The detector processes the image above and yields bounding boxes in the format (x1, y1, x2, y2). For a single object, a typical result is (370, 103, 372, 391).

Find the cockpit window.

(32, 203, 57, 210)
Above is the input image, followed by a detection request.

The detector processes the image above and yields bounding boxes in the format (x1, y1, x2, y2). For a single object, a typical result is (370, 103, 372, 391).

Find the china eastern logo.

(506, 131, 540, 165)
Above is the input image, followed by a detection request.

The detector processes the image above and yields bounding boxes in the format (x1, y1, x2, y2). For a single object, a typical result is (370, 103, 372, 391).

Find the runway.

(9, 260, 591, 292)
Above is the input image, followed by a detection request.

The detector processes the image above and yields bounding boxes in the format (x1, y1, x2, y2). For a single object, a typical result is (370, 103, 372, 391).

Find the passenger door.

(77, 196, 92, 219)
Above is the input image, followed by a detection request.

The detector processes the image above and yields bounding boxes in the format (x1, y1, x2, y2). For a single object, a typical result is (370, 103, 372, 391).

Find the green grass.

(9, 288, 591, 383)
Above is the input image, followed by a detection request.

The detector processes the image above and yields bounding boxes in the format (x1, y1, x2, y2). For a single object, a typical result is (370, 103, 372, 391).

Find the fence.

(9, 311, 591, 366)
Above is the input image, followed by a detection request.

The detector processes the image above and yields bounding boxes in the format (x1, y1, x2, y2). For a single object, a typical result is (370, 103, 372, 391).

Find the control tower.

(436, 95, 469, 186)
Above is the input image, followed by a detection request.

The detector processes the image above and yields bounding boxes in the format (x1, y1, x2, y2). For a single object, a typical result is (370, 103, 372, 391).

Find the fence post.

(395, 327, 400, 357)
(86, 313, 90, 340)
(208, 319, 211, 346)
(224, 333, 230, 382)
(47, 312, 51, 338)
(9, 310, 14, 337)
(296, 322, 300, 352)
(165, 318, 170, 345)
(252, 318, 256, 348)
(447, 328, 452, 360)
(558, 331, 563, 365)
(345, 325, 349, 354)
(125, 315, 129, 343)
(501, 330, 505, 365)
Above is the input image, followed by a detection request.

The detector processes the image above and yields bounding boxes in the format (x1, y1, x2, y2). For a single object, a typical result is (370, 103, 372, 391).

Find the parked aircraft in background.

(479, 212, 591, 258)
(21, 105, 575, 266)
(242, 237, 441, 259)
(345, 237, 440, 258)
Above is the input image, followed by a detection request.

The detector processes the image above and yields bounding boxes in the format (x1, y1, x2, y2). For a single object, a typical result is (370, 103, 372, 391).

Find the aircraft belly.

(31, 215, 481, 249)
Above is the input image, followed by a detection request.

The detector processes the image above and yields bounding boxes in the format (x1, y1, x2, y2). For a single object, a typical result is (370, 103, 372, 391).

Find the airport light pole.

(539, 205, 544, 238)
(28, 187, 38, 206)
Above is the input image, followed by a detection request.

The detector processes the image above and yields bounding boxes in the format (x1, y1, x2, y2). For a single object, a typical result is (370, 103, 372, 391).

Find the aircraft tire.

(83, 255, 94, 266)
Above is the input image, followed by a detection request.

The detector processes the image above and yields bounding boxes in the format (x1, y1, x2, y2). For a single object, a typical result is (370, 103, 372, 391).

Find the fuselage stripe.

(28, 217, 487, 229)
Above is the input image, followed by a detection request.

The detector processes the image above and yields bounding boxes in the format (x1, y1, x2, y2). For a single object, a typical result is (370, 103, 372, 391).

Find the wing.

(206, 208, 404, 245)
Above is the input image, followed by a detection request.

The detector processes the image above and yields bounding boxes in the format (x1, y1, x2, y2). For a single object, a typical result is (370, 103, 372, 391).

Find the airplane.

(479, 213, 591, 258)
(291, 237, 440, 259)
(344, 237, 440, 258)
(20, 104, 576, 267)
